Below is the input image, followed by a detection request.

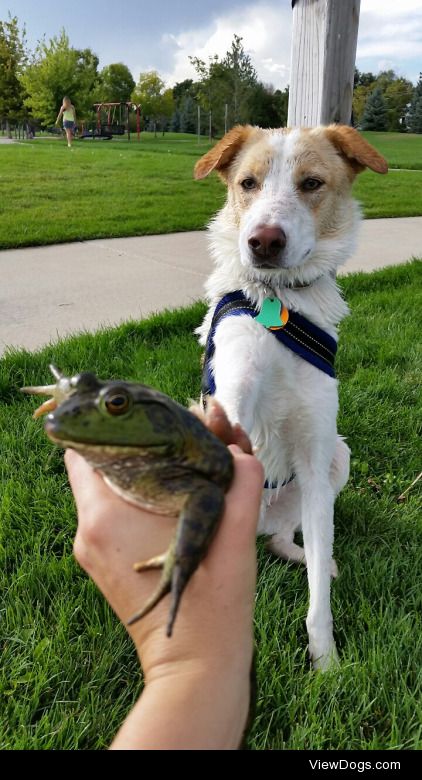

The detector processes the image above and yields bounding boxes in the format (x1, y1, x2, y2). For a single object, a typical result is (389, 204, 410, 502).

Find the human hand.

(65, 402, 263, 748)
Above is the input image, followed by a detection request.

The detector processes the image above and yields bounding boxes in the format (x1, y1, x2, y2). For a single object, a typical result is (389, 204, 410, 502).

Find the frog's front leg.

(127, 481, 225, 637)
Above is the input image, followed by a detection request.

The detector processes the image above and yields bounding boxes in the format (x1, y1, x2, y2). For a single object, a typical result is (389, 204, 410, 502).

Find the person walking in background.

(55, 96, 76, 148)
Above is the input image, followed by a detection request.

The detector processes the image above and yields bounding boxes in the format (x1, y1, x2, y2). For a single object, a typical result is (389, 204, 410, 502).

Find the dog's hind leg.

(265, 481, 308, 565)
(330, 436, 350, 496)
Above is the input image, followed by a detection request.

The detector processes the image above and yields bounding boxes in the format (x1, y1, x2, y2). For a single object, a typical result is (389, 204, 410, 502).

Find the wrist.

(130, 611, 254, 690)
(112, 661, 252, 750)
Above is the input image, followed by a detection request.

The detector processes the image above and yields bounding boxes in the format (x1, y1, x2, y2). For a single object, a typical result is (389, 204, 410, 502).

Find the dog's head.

(194, 125, 387, 279)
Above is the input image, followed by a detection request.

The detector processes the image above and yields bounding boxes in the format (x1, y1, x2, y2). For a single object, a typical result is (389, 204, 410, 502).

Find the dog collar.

(202, 290, 337, 401)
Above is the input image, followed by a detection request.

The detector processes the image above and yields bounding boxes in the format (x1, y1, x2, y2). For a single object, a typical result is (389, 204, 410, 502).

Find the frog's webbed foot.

(127, 543, 175, 630)
(128, 482, 225, 637)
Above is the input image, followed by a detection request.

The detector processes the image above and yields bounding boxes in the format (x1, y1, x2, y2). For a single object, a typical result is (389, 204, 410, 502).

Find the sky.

(4, 0, 422, 88)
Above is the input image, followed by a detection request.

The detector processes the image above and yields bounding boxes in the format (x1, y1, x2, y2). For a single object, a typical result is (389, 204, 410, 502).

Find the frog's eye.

(104, 391, 131, 416)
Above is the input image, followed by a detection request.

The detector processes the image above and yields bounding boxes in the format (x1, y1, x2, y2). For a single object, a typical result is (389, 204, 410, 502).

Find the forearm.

(110, 666, 250, 751)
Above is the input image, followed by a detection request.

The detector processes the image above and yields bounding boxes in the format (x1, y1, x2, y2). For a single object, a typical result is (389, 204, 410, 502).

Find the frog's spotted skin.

(22, 367, 234, 636)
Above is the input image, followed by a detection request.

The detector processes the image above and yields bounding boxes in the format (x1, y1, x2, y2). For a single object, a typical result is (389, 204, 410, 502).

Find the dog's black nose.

(248, 226, 287, 267)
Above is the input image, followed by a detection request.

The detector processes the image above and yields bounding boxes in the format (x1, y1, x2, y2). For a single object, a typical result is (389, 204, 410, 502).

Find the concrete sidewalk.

(1, 217, 421, 356)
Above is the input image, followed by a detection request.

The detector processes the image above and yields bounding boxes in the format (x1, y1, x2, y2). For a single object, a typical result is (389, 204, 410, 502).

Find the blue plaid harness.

(201, 290, 338, 489)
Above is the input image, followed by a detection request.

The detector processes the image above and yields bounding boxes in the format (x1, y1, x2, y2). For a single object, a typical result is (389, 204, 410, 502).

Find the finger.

(228, 444, 243, 455)
(204, 399, 234, 444)
(231, 424, 252, 454)
(205, 400, 253, 453)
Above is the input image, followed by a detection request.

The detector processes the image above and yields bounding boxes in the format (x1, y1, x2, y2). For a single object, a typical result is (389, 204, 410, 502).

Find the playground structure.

(80, 102, 141, 141)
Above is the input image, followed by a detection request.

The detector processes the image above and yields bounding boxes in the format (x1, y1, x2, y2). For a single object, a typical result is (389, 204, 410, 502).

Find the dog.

(194, 125, 387, 670)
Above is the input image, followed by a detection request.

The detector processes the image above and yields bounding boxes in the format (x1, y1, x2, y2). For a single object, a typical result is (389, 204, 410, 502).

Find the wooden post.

(136, 104, 141, 142)
(288, 0, 360, 127)
(197, 103, 201, 144)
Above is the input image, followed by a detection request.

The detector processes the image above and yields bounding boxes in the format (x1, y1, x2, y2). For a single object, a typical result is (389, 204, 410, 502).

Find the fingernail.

(228, 444, 243, 454)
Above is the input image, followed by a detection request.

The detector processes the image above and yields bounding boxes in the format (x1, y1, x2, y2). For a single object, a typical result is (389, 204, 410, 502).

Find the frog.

(22, 366, 234, 637)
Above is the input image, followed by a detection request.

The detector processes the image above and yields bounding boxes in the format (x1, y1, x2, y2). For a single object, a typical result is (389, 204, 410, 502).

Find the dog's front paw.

(330, 558, 339, 578)
(310, 643, 339, 672)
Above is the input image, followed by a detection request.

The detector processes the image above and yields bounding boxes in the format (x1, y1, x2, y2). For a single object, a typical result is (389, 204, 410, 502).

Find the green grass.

(1, 262, 421, 750)
(361, 132, 422, 170)
(0, 131, 421, 250)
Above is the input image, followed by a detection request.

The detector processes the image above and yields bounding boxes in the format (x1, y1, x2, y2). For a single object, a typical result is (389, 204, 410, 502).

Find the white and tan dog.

(195, 125, 387, 669)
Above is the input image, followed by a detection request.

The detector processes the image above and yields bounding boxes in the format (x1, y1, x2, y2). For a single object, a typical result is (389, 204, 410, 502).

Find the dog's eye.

(241, 178, 256, 190)
(302, 178, 323, 192)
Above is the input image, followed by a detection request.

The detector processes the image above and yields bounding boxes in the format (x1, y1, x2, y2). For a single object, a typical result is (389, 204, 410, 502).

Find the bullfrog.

(22, 366, 234, 637)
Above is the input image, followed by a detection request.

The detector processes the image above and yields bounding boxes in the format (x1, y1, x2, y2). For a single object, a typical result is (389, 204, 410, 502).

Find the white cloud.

(357, 2, 422, 67)
(362, 0, 422, 15)
(160, 2, 292, 90)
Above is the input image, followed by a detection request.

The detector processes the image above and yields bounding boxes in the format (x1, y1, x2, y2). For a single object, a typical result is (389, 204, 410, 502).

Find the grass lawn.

(1, 261, 421, 750)
(361, 131, 422, 170)
(0, 131, 421, 250)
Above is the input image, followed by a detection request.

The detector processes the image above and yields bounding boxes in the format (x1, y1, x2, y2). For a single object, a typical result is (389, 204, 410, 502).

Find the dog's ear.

(194, 125, 254, 180)
(325, 125, 388, 175)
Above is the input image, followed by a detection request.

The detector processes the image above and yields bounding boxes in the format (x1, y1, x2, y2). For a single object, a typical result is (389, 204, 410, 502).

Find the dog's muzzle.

(248, 225, 287, 269)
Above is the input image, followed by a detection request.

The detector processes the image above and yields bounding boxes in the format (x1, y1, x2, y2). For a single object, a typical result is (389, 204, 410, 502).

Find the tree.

(21, 30, 99, 125)
(408, 75, 422, 133)
(173, 79, 194, 107)
(172, 79, 197, 134)
(353, 69, 415, 130)
(179, 94, 197, 133)
(0, 15, 27, 133)
(132, 71, 174, 135)
(361, 87, 388, 131)
(190, 36, 258, 137)
(189, 54, 222, 137)
(407, 95, 422, 133)
(384, 77, 414, 131)
(159, 88, 175, 134)
(222, 35, 257, 124)
(354, 68, 376, 88)
(353, 83, 374, 125)
(170, 108, 181, 132)
(97, 63, 135, 103)
(248, 83, 288, 128)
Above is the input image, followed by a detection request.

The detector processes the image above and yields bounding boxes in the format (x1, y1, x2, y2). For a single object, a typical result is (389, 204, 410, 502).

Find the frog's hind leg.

(127, 542, 176, 627)
(165, 483, 225, 637)
(127, 483, 225, 636)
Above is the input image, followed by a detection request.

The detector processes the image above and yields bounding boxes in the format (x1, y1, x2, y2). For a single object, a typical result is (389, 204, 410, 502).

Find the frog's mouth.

(44, 418, 85, 448)
(44, 416, 159, 455)
(45, 417, 115, 449)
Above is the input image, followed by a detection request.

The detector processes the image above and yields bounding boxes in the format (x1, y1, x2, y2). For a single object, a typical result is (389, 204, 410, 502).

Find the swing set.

(80, 102, 141, 141)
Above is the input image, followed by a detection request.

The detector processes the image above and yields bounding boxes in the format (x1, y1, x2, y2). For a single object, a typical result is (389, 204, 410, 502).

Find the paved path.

(1, 217, 421, 356)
